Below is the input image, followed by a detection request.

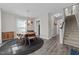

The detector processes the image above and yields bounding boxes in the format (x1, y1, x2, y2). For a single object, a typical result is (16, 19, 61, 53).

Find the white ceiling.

(0, 3, 75, 18)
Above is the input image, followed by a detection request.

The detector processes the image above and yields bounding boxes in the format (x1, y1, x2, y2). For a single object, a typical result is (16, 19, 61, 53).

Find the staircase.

(64, 15, 79, 48)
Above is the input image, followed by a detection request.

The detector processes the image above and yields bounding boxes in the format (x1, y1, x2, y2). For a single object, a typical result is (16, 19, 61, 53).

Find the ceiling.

(0, 3, 75, 18)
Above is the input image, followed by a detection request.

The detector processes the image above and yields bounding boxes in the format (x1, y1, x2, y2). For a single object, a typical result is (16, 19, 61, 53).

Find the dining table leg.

(28, 39, 31, 46)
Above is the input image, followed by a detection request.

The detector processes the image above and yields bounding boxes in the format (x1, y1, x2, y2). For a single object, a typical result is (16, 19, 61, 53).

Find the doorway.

(36, 20, 40, 37)
(38, 22, 40, 36)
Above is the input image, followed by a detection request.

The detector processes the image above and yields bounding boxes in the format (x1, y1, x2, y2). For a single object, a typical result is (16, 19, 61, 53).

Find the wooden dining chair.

(16, 34, 24, 45)
(23, 34, 28, 46)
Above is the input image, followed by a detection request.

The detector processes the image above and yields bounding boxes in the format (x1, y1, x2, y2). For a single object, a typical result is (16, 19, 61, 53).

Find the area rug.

(0, 38, 44, 55)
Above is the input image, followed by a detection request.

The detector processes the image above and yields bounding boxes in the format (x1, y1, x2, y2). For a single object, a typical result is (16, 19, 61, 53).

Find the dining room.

(0, 7, 44, 54)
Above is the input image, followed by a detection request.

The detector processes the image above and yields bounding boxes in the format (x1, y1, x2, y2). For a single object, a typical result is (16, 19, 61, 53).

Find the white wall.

(1, 11, 16, 32)
(48, 13, 57, 39)
(0, 9, 2, 44)
(40, 13, 49, 39)
(1, 11, 26, 38)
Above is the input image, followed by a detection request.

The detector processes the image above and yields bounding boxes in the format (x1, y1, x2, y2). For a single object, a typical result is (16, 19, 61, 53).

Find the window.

(16, 18, 26, 32)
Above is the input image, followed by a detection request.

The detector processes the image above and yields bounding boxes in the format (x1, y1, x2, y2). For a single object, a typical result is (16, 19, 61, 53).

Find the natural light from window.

(17, 18, 26, 32)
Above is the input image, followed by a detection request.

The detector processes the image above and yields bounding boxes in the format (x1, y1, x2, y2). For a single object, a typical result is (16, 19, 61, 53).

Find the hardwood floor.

(30, 35, 68, 55)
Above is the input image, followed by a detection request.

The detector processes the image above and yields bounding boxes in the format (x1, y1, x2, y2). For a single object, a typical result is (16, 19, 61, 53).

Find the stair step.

(64, 39, 79, 48)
